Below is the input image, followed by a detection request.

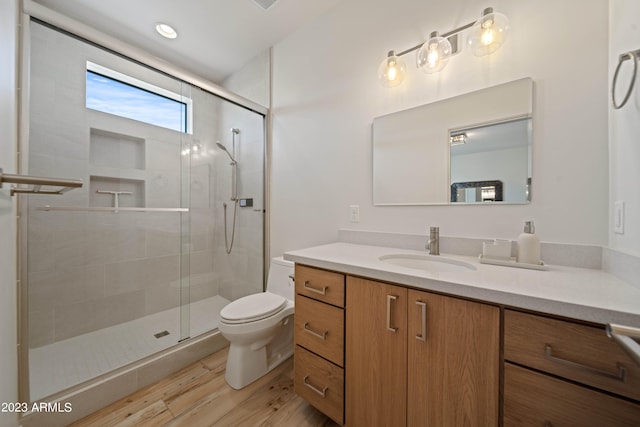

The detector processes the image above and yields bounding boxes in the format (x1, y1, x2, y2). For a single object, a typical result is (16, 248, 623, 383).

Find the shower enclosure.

(21, 20, 266, 401)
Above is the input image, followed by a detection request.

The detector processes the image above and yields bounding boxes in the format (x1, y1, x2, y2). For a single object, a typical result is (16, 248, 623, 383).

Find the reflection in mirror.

(451, 180, 503, 202)
(372, 78, 533, 205)
(450, 117, 532, 203)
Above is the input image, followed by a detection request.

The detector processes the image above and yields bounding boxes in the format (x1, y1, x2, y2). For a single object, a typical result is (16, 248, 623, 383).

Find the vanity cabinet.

(345, 276, 500, 427)
(504, 310, 640, 426)
(293, 265, 345, 425)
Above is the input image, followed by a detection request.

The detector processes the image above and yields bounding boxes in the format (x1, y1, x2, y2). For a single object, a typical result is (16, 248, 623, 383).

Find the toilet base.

(224, 316, 293, 390)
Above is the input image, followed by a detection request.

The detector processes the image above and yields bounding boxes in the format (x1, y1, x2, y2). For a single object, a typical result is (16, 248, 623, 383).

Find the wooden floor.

(70, 347, 340, 427)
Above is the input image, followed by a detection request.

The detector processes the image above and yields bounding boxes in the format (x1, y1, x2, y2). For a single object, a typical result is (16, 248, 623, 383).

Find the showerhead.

(216, 142, 236, 163)
(231, 128, 240, 134)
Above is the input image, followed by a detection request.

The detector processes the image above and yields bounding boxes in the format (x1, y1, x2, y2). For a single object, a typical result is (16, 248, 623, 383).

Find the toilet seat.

(220, 292, 287, 324)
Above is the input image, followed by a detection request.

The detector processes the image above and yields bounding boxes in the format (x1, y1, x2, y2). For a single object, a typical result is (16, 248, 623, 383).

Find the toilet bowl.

(218, 257, 294, 389)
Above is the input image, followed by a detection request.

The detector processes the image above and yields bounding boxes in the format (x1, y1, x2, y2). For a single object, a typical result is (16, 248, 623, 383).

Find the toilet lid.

(220, 292, 287, 324)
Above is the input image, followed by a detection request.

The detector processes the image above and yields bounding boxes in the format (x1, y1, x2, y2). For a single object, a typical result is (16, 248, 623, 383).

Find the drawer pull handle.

(303, 375, 328, 397)
(303, 281, 327, 295)
(304, 322, 328, 340)
(545, 345, 627, 382)
(415, 300, 427, 342)
(387, 295, 398, 332)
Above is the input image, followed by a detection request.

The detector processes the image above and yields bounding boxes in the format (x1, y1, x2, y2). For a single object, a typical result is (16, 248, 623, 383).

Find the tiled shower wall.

(27, 22, 264, 348)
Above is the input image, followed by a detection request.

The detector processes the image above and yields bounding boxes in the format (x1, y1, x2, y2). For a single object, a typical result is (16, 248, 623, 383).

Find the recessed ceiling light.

(155, 23, 177, 39)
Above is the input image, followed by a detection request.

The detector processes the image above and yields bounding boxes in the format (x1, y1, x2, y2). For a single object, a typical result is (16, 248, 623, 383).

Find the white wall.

(609, 0, 640, 257)
(270, 0, 610, 257)
(222, 50, 270, 109)
(0, 0, 18, 424)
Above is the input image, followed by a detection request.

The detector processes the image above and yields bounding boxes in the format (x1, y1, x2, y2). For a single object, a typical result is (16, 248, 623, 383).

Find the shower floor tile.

(29, 295, 230, 401)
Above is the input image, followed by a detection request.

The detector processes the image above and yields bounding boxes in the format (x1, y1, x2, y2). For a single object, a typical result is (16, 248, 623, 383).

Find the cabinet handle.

(415, 300, 427, 342)
(303, 281, 327, 295)
(544, 422, 553, 427)
(304, 322, 328, 340)
(387, 295, 398, 332)
(303, 375, 328, 397)
(545, 344, 627, 382)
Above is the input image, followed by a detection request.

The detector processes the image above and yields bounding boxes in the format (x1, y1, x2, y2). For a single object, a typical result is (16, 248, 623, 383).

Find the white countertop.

(284, 242, 640, 326)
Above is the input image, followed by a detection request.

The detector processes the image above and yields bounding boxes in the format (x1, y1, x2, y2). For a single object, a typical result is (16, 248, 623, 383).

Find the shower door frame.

(18, 0, 270, 405)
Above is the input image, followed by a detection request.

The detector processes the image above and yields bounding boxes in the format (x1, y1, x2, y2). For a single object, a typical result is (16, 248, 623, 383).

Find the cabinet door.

(407, 290, 499, 427)
(346, 277, 407, 427)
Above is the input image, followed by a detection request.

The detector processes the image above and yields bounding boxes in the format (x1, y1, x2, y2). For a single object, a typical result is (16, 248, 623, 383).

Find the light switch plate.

(349, 205, 360, 223)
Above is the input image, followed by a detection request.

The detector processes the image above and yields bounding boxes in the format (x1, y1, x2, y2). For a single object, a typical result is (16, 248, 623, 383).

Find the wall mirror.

(372, 78, 533, 205)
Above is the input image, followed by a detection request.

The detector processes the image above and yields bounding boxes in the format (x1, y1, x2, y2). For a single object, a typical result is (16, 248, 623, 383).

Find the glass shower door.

(25, 20, 193, 400)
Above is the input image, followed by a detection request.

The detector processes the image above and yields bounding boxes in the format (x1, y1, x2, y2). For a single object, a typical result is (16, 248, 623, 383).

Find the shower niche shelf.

(90, 176, 145, 208)
(90, 128, 145, 170)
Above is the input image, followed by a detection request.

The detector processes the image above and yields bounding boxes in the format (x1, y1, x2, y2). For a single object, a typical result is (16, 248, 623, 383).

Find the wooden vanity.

(292, 263, 640, 427)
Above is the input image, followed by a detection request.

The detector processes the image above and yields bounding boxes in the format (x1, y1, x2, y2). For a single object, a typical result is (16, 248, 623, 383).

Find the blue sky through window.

(86, 70, 187, 133)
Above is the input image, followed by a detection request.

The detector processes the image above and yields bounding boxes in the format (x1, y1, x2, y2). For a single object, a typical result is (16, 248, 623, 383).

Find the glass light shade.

(378, 51, 407, 87)
(467, 11, 509, 57)
(416, 35, 451, 74)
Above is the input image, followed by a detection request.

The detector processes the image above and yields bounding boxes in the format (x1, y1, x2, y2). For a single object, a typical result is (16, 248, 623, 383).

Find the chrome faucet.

(426, 227, 440, 255)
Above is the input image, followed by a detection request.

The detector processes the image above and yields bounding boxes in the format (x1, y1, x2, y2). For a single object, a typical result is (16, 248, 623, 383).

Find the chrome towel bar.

(607, 323, 640, 367)
(612, 48, 640, 109)
(0, 168, 83, 196)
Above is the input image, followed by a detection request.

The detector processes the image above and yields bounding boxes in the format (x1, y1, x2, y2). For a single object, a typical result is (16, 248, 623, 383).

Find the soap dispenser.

(517, 221, 540, 265)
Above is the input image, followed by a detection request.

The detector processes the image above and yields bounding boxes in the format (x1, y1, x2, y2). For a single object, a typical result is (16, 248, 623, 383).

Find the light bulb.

(416, 33, 451, 74)
(481, 27, 494, 46)
(468, 8, 509, 57)
(378, 50, 407, 87)
(155, 23, 178, 39)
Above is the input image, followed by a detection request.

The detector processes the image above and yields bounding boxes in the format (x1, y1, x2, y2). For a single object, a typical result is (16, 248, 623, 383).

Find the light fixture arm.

(395, 18, 478, 58)
(396, 8, 494, 58)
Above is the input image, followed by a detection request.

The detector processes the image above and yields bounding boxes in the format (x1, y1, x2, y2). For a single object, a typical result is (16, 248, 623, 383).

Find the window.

(86, 62, 192, 133)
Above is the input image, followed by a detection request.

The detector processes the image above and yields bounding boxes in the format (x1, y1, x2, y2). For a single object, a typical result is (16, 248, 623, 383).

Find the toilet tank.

(266, 257, 294, 300)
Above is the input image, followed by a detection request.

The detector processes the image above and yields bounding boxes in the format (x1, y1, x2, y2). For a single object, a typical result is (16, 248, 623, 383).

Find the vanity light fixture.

(467, 8, 510, 56)
(378, 7, 509, 87)
(155, 23, 178, 39)
(416, 31, 451, 74)
(450, 133, 467, 146)
(377, 50, 407, 87)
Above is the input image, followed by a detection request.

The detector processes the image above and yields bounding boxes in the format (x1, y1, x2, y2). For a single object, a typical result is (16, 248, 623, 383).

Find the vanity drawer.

(504, 362, 640, 426)
(295, 265, 345, 307)
(504, 309, 640, 401)
(295, 345, 344, 425)
(295, 295, 344, 366)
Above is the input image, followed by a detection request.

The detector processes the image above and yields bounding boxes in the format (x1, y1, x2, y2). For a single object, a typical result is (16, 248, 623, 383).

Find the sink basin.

(379, 254, 476, 273)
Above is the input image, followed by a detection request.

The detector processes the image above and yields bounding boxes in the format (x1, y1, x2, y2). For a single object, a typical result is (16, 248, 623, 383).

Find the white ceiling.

(32, 0, 345, 83)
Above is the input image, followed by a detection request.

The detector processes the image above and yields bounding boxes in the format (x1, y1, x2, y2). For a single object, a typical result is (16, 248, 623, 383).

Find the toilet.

(218, 257, 295, 389)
